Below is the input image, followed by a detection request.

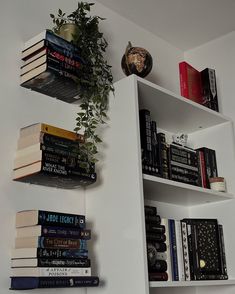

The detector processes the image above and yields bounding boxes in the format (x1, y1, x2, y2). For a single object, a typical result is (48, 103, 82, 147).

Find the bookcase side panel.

(85, 76, 149, 294)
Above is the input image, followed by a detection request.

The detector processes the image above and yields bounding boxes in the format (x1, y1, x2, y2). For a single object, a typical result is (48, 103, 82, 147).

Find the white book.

(22, 30, 48, 52)
(161, 218, 172, 281)
(11, 267, 91, 277)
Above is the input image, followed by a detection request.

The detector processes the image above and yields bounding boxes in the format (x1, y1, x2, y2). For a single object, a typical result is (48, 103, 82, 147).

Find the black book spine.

(151, 121, 159, 175)
(170, 173, 198, 186)
(198, 147, 216, 188)
(170, 165, 199, 178)
(42, 133, 81, 148)
(157, 133, 169, 179)
(210, 149, 218, 178)
(146, 233, 166, 243)
(218, 224, 228, 278)
(36, 258, 90, 268)
(145, 214, 161, 224)
(37, 248, 88, 259)
(37, 236, 87, 250)
(201, 68, 219, 112)
(148, 272, 168, 281)
(146, 224, 165, 234)
(21, 65, 79, 103)
(10, 276, 99, 289)
(144, 205, 157, 216)
(139, 109, 152, 162)
(148, 260, 167, 273)
(148, 242, 167, 252)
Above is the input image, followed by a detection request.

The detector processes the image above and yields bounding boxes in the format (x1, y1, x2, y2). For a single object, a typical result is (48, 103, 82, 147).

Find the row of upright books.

(20, 29, 83, 103)
(179, 61, 219, 112)
(10, 209, 99, 290)
(139, 109, 221, 189)
(145, 205, 228, 282)
(13, 122, 96, 188)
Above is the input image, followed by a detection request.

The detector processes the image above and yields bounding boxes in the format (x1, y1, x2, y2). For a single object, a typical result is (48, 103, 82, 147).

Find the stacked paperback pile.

(10, 209, 99, 290)
(139, 108, 220, 189)
(13, 123, 96, 188)
(145, 206, 168, 281)
(145, 205, 228, 282)
(20, 29, 84, 103)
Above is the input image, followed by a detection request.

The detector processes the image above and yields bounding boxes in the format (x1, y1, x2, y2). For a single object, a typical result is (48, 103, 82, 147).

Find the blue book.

(168, 219, 179, 281)
(22, 30, 82, 60)
(10, 276, 99, 289)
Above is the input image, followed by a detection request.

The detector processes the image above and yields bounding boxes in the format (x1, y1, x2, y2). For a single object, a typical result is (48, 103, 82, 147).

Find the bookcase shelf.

(149, 279, 235, 288)
(85, 75, 235, 294)
(137, 76, 231, 134)
(143, 174, 234, 206)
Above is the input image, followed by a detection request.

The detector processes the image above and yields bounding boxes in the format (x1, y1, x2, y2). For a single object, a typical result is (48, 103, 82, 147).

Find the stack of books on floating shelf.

(10, 210, 99, 290)
(13, 123, 96, 188)
(20, 29, 85, 103)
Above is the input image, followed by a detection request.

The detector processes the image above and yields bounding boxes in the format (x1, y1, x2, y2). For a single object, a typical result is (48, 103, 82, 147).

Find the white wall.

(184, 31, 235, 294)
(0, 0, 183, 293)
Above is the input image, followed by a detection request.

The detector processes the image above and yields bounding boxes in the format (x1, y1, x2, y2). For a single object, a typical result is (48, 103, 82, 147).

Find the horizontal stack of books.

(10, 209, 99, 290)
(145, 205, 228, 282)
(13, 123, 96, 188)
(145, 206, 168, 281)
(20, 29, 84, 103)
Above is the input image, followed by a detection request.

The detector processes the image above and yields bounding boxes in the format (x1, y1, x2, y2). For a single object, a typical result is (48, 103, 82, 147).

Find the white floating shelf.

(143, 174, 234, 206)
(149, 279, 235, 288)
(136, 76, 231, 134)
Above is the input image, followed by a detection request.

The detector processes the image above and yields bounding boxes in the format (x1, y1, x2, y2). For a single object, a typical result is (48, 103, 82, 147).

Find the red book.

(198, 150, 207, 188)
(179, 61, 203, 104)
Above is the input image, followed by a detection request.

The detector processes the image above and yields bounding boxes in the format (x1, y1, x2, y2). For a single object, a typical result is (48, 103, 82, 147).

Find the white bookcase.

(85, 75, 235, 294)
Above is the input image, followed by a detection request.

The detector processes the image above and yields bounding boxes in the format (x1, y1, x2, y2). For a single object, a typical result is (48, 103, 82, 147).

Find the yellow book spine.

(41, 124, 84, 142)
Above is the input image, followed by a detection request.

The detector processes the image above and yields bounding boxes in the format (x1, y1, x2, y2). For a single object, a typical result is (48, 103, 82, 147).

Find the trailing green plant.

(50, 2, 114, 165)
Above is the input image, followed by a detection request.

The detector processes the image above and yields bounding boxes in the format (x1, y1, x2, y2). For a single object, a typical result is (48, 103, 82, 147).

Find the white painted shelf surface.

(143, 174, 234, 206)
(136, 76, 231, 134)
(149, 279, 235, 288)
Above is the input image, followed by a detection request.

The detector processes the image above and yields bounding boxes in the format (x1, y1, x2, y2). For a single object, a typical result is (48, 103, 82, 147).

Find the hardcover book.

(19, 123, 84, 142)
(182, 218, 228, 280)
(201, 68, 219, 112)
(11, 257, 90, 268)
(20, 63, 80, 103)
(15, 210, 85, 229)
(16, 225, 91, 239)
(17, 132, 83, 151)
(22, 30, 82, 60)
(10, 276, 99, 290)
(15, 236, 87, 250)
(11, 248, 88, 259)
(11, 266, 91, 277)
(23, 40, 84, 66)
(179, 61, 203, 104)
